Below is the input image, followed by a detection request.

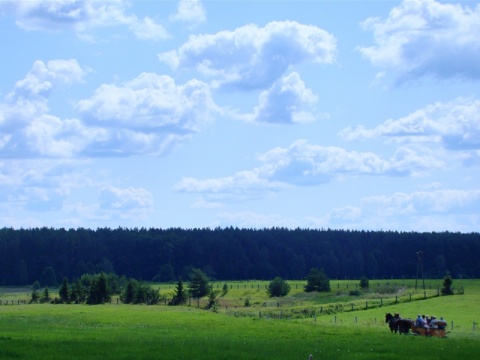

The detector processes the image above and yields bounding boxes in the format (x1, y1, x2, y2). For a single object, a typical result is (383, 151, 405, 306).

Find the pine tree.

(59, 277, 69, 303)
(188, 269, 209, 300)
(441, 273, 454, 295)
(41, 286, 50, 303)
(170, 277, 187, 305)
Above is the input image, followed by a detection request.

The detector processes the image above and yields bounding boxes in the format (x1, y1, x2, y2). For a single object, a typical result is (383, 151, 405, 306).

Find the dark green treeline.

(1, 227, 479, 286)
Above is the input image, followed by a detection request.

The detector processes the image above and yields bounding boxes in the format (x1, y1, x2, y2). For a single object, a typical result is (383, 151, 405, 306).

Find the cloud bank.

(359, 0, 480, 82)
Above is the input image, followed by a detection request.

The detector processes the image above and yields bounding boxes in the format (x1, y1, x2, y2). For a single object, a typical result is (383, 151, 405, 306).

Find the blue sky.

(0, 0, 479, 231)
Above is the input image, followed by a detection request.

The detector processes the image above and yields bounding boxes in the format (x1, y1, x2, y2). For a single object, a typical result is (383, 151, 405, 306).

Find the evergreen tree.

(87, 273, 110, 304)
(304, 268, 330, 292)
(188, 269, 209, 299)
(59, 277, 69, 303)
(41, 286, 50, 303)
(267, 277, 290, 297)
(441, 273, 454, 295)
(32, 280, 41, 291)
(206, 284, 219, 311)
(30, 289, 39, 303)
(359, 276, 369, 290)
(170, 277, 187, 305)
(122, 280, 136, 304)
(70, 280, 87, 303)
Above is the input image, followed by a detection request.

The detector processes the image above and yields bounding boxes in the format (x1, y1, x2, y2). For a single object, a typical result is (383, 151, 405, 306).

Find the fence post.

(365, 301, 368, 309)
(380, 298, 383, 307)
(424, 291, 426, 299)
(395, 296, 398, 304)
(334, 315, 336, 324)
(355, 316, 357, 323)
(473, 322, 476, 331)
(451, 321, 454, 331)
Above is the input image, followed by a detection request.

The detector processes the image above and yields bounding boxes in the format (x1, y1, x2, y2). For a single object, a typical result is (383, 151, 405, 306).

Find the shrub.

(267, 277, 290, 297)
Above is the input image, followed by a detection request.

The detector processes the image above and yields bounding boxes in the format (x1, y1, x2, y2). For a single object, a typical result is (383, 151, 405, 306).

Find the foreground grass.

(0, 303, 479, 360)
(1, 279, 479, 359)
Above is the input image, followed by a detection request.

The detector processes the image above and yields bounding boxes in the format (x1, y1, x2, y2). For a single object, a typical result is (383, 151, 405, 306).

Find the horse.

(385, 313, 413, 334)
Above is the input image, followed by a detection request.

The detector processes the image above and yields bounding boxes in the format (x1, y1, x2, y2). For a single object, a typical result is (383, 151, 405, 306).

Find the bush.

(359, 276, 369, 289)
(267, 277, 290, 297)
(304, 268, 330, 292)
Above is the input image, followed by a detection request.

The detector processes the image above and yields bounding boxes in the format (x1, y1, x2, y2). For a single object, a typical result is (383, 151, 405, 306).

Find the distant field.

(1, 279, 479, 359)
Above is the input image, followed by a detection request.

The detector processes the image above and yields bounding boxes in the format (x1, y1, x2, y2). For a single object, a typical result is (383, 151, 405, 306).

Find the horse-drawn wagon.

(385, 313, 447, 337)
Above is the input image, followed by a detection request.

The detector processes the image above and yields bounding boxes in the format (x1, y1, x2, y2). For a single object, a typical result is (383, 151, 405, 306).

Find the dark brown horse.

(385, 313, 413, 334)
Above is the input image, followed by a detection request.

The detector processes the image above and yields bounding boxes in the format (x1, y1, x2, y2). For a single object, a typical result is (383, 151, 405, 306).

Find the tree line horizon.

(1, 227, 479, 286)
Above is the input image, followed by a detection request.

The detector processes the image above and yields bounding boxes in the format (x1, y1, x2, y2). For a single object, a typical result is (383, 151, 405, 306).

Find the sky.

(0, 0, 479, 232)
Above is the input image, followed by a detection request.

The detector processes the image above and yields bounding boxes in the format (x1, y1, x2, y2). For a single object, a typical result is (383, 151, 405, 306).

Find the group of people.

(415, 314, 446, 329)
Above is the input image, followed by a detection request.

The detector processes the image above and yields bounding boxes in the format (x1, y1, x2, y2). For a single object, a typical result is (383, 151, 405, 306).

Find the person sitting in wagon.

(429, 316, 438, 328)
(416, 314, 427, 327)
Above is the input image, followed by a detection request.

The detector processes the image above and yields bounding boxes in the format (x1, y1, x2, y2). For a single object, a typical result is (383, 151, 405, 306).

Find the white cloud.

(249, 72, 318, 124)
(363, 188, 480, 220)
(359, 0, 480, 82)
(339, 97, 480, 151)
(0, 159, 90, 216)
(174, 139, 443, 202)
(0, 0, 169, 41)
(99, 185, 153, 211)
(76, 73, 219, 156)
(170, 0, 206, 25)
(0, 59, 91, 157)
(159, 20, 336, 90)
(1, 63, 219, 158)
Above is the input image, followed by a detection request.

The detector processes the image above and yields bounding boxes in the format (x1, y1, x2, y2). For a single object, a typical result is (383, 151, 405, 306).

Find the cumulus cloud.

(359, 0, 480, 82)
(0, 159, 88, 215)
(0, 59, 92, 157)
(0, 0, 169, 41)
(1, 63, 219, 158)
(247, 72, 318, 124)
(159, 20, 336, 90)
(339, 97, 480, 151)
(170, 0, 206, 25)
(76, 73, 219, 156)
(174, 139, 443, 202)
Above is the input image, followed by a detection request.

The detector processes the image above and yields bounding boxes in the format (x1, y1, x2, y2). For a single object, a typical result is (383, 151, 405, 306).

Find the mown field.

(1, 279, 479, 359)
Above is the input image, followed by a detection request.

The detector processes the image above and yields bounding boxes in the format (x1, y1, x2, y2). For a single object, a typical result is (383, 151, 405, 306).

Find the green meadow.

(1, 279, 479, 359)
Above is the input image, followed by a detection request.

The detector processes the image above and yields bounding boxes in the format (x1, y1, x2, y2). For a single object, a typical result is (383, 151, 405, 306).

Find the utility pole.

(415, 251, 425, 290)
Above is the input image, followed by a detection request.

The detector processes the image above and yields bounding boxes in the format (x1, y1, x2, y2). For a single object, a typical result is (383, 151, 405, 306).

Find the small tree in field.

(30, 289, 39, 303)
(359, 276, 369, 290)
(267, 277, 290, 297)
(170, 277, 188, 305)
(59, 277, 69, 303)
(304, 268, 330, 292)
(41, 286, 50, 303)
(188, 268, 210, 300)
(441, 273, 454, 295)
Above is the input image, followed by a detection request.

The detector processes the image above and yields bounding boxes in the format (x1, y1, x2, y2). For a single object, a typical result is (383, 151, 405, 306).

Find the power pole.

(415, 251, 425, 290)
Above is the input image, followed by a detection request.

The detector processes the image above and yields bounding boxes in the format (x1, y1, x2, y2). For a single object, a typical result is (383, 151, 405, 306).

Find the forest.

(0, 227, 479, 286)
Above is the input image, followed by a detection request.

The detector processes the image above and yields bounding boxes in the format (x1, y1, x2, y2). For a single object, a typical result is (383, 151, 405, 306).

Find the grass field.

(1, 279, 479, 359)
